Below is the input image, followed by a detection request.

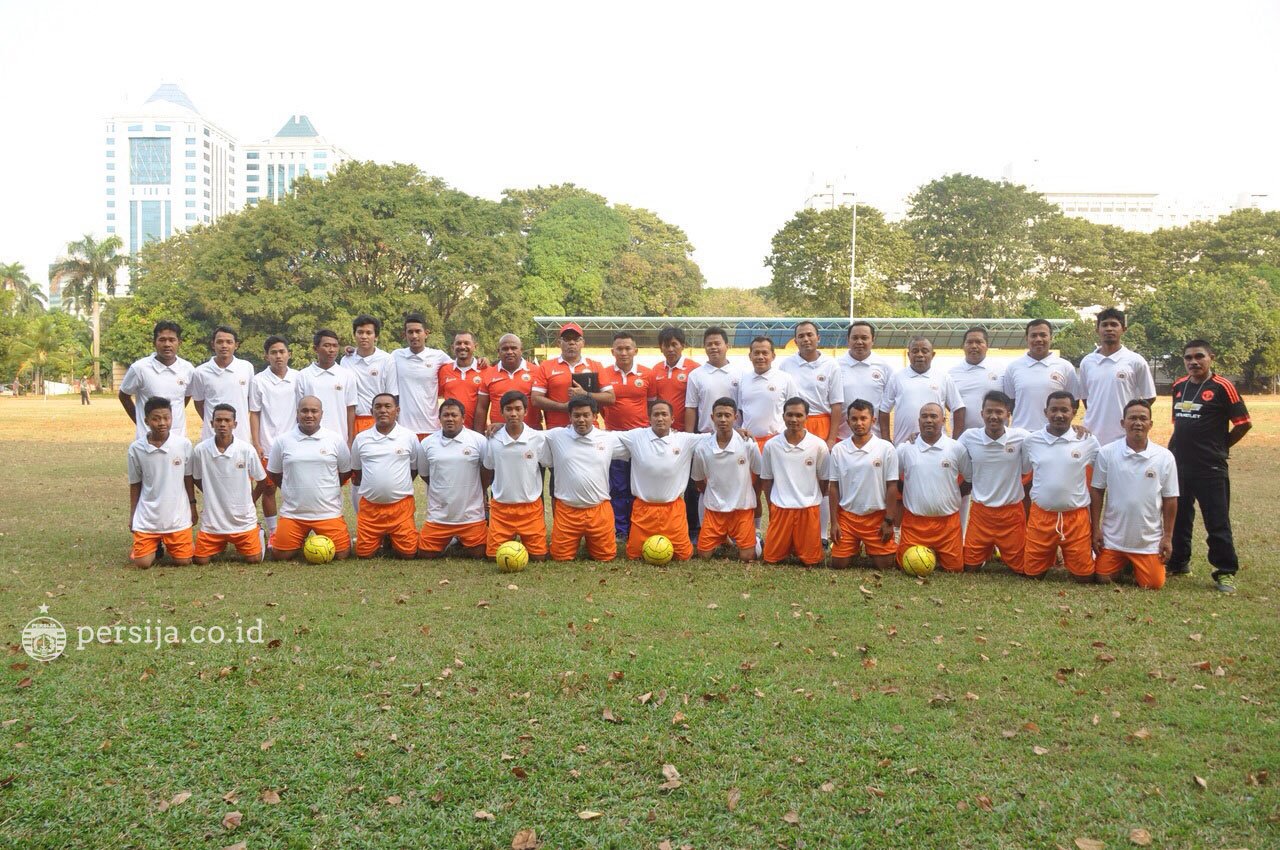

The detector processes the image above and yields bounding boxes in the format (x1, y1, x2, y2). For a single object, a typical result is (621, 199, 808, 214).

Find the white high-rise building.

(242, 115, 352, 205)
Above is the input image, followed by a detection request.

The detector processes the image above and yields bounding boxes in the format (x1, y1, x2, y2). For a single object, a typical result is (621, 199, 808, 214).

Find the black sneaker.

(1214, 574, 1238, 594)
(1166, 563, 1191, 576)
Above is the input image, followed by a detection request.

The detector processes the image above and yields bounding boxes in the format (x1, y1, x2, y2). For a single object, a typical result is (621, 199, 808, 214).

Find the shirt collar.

(148, 354, 183, 374)
(1122, 441, 1153, 458)
(452, 359, 481, 374)
(913, 435, 946, 451)
(498, 359, 528, 376)
(660, 356, 691, 372)
(839, 352, 877, 367)
(265, 368, 294, 384)
(496, 425, 530, 445)
(749, 367, 782, 381)
(350, 347, 386, 364)
(309, 362, 338, 376)
(956, 360, 988, 371)
(1040, 427, 1080, 444)
(612, 362, 641, 377)
(710, 431, 743, 454)
(143, 433, 182, 453)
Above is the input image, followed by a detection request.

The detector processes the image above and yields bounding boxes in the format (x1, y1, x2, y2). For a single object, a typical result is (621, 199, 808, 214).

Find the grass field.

(1, 395, 1277, 849)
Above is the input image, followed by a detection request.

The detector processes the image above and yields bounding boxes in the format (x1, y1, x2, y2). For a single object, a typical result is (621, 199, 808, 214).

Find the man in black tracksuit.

(1166, 339, 1252, 593)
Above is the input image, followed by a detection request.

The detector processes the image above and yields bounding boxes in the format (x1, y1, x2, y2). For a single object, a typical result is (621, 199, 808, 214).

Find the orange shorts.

(418, 519, 487, 553)
(806, 414, 832, 441)
(1024, 504, 1094, 577)
(754, 436, 773, 453)
(698, 508, 757, 553)
(273, 516, 351, 552)
(1095, 548, 1166, 590)
(626, 498, 693, 561)
(897, 510, 963, 572)
(487, 500, 548, 557)
(832, 507, 896, 558)
(131, 529, 194, 559)
(763, 504, 824, 565)
(354, 415, 376, 436)
(194, 528, 262, 559)
(356, 495, 418, 557)
(963, 501, 1026, 571)
(550, 499, 616, 561)
(258, 454, 276, 491)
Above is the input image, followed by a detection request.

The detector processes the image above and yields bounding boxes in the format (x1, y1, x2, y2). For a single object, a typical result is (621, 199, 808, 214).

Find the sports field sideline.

(1, 395, 1277, 848)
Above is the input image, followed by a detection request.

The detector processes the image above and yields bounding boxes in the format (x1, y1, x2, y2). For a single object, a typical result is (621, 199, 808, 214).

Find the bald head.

(498, 333, 524, 369)
(917, 402, 944, 442)
(297, 395, 323, 434)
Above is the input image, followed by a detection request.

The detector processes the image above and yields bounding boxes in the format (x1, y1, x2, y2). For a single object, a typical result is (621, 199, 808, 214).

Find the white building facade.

(241, 115, 352, 205)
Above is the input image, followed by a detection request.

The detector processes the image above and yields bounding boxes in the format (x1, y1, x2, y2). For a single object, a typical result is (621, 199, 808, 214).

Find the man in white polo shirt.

(1003, 319, 1081, 432)
(192, 404, 266, 564)
(351, 392, 420, 559)
(127, 397, 196, 567)
(541, 396, 629, 562)
(1021, 391, 1099, 581)
(737, 336, 798, 450)
(948, 326, 1004, 436)
(417, 398, 491, 558)
(879, 336, 966, 445)
(190, 326, 254, 443)
(1090, 399, 1179, 589)
(692, 397, 762, 561)
(684, 326, 743, 435)
(484, 390, 548, 560)
(392, 312, 453, 439)
(1080, 308, 1156, 445)
(119, 320, 195, 443)
(896, 403, 970, 573)
(341, 315, 397, 440)
(837, 321, 894, 440)
(760, 398, 831, 567)
(248, 334, 300, 539)
(958, 391, 1028, 573)
(266, 396, 352, 561)
(616, 398, 703, 562)
(780, 320, 844, 448)
(828, 400, 899, 570)
(297, 329, 358, 446)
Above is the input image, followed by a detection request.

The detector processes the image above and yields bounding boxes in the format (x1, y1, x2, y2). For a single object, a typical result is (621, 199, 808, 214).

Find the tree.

(1152, 208, 1280, 283)
(0, 262, 46, 315)
(10, 312, 88, 394)
(522, 196, 630, 315)
(503, 184, 609, 233)
(51, 234, 127, 387)
(604, 205, 705, 316)
(693, 286, 784, 317)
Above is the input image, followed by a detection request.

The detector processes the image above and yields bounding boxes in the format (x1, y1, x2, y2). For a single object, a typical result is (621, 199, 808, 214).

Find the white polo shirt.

(618, 428, 701, 503)
(1080, 346, 1157, 445)
(340, 348, 398, 416)
(539, 426, 627, 508)
(1021, 428, 1099, 511)
(691, 431, 761, 512)
(248, 367, 301, 454)
(127, 433, 194, 533)
(836, 352, 894, 439)
(827, 435, 899, 515)
(191, 357, 255, 442)
(1003, 353, 1081, 431)
(958, 426, 1029, 507)
(879, 365, 965, 446)
(897, 434, 969, 517)
(736, 368, 798, 439)
(779, 352, 843, 416)
(267, 426, 351, 521)
(417, 429, 488, 524)
(192, 437, 265, 533)
(392, 346, 451, 434)
(685, 361, 743, 434)
(760, 432, 830, 509)
(120, 354, 196, 442)
(1094, 439, 1179, 554)
(351, 424, 419, 504)
(296, 362, 358, 442)
(485, 426, 547, 505)
(948, 360, 1004, 433)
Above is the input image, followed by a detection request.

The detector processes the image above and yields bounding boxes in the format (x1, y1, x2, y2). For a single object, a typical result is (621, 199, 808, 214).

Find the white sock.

(264, 515, 278, 534)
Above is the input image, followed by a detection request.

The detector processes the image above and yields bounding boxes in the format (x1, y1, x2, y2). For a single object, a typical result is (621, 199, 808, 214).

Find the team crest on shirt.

(730, 380, 739, 388)
(371, 369, 379, 376)
(677, 374, 687, 382)
(941, 460, 952, 469)
(929, 384, 939, 392)
(872, 459, 881, 467)
(595, 443, 605, 451)
(176, 379, 186, 386)
(672, 447, 680, 455)
(472, 376, 482, 384)
(635, 379, 645, 388)
(1145, 469, 1156, 478)
(463, 448, 473, 455)
(524, 451, 534, 460)
(1050, 372, 1064, 383)
(320, 448, 330, 455)
(236, 461, 246, 469)
(817, 375, 826, 382)
(1116, 371, 1128, 381)
(989, 373, 999, 381)
(737, 457, 746, 465)
(395, 448, 408, 455)
(768, 385, 776, 392)
(521, 373, 532, 382)
(1005, 445, 1016, 453)
(1071, 450, 1081, 459)
(239, 379, 247, 385)
(1201, 390, 1214, 401)
(805, 458, 814, 467)
(334, 384, 343, 390)
(172, 458, 182, 466)
(871, 370, 882, 380)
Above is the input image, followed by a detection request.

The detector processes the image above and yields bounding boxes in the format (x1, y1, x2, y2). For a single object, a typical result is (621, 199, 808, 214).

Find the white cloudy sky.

(1, 0, 1277, 291)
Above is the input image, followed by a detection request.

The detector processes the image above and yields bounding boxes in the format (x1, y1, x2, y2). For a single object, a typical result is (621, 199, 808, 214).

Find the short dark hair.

(648, 398, 673, 414)
(703, 326, 728, 344)
(847, 321, 876, 339)
(749, 335, 774, 351)
(499, 390, 528, 410)
(452, 330, 475, 342)
(981, 390, 1013, 411)
(1045, 390, 1077, 409)
(1123, 398, 1153, 416)
(353, 315, 382, 335)
(712, 396, 737, 412)
(1095, 307, 1126, 328)
(612, 331, 635, 343)
(1184, 339, 1215, 356)
(313, 329, 339, 347)
(658, 326, 686, 346)
(211, 403, 237, 419)
(439, 398, 466, 416)
(783, 396, 810, 414)
(568, 395, 598, 414)
(153, 320, 182, 340)
(1025, 318, 1052, 336)
(143, 396, 172, 415)
(847, 398, 876, 416)
(963, 325, 989, 344)
(403, 312, 428, 330)
(210, 325, 239, 344)
(371, 392, 397, 408)
(793, 320, 819, 337)
(264, 334, 289, 353)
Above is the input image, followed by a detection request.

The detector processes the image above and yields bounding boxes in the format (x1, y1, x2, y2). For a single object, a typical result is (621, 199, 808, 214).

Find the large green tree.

(51, 234, 127, 387)
(9, 312, 88, 393)
(0, 262, 46, 315)
(522, 196, 630, 316)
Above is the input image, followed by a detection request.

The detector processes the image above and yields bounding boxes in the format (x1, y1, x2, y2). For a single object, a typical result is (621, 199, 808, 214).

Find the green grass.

(1, 396, 1277, 848)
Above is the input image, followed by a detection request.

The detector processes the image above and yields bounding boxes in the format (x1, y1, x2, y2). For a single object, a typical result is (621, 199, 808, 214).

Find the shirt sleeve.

(344, 372, 357, 407)
(690, 445, 706, 482)
(334, 438, 351, 474)
(1160, 455, 1179, 498)
(189, 369, 206, 402)
(384, 360, 399, 397)
(532, 362, 550, 394)
(815, 443, 831, 480)
(1065, 363, 1082, 398)
(537, 433, 554, 468)
(181, 440, 193, 475)
(1136, 360, 1156, 400)
(190, 446, 203, 481)
(127, 445, 142, 484)
(1091, 445, 1109, 489)
(247, 377, 262, 413)
(746, 440, 763, 475)
(944, 376, 965, 410)
(611, 433, 630, 461)
(1001, 367, 1016, 401)
(954, 444, 972, 482)
(349, 436, 363, 472)
(120, 364, 141, 396)
(267, 440, 283, 475)
(295, 372, 308, 403)
(246, 447, 267, 482)
(685, 372, 703, 410)
(879, 374, 899, 413)
(826, 366, 844, 407)
(882, 444, 900, 483)
(759, 442, 774, 481)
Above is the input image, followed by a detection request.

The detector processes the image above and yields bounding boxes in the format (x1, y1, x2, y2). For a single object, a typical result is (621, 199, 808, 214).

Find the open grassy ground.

(1, 395, 1277, 849)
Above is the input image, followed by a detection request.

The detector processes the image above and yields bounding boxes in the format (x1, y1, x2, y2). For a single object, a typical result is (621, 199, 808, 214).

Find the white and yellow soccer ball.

(303, 534, 337, 564)
(495, 540, 529, 573)
(642, 534, 674, 565)
(900, 544, 936, 577)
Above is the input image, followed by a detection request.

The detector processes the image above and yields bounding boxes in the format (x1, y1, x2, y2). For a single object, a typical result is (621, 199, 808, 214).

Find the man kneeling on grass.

(351, 393, 420, 559)
(416, 398, 491, 559)
(127, 397, 196, 567)
(192, 404, 266, 564)
(267, 396, 353, 561)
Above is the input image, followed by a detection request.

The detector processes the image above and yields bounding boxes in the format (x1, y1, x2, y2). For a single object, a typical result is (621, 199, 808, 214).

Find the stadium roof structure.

(532, 317, 1073, 350)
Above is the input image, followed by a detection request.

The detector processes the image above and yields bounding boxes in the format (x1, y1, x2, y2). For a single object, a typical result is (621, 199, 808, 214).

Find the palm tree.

(0, 261, 46, 314)
(11, 314, 85, 394)
(51, 234, 127, 388)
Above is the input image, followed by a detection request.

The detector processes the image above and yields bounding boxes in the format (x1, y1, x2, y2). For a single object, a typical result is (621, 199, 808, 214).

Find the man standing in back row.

(1004, 319, 1080, 432)
(1079, 308, 1155, 446)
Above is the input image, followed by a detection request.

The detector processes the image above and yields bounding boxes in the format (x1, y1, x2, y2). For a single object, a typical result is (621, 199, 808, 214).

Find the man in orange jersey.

(958, 391, 1029, 572)
(193, 404, 266, 564)
(601, 331, 652, 540)
(439, 331, 485, 431)
(484, 390, 548, 560)
(760, 398, 831, 567)
(532, 322, 615, 430)
(540, 396, 628, 561)
(416, 399, 491, 558)
(895, 403, 970, 573)
(827, 400, 899, 570)
(350, 393, 420, 558)
(692, 397, 762, 561)
(617, 399, 702, 561)
(475, 334, 541, 431)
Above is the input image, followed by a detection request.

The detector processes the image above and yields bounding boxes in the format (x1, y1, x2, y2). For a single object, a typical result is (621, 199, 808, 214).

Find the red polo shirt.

(478, 360, 542, 429)
(438, 361, 484, 428)
(600, 363, 652, 431)
(650, 356, 700, 431)
(533, 356, 609, 429)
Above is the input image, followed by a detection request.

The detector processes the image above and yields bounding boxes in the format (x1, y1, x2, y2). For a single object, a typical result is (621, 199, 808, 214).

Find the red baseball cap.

(559, 322, 584, 337)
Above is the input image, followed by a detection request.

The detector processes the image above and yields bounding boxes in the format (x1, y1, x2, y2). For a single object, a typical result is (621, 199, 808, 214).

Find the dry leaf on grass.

(475, 810, 496, 821)
(222, 843, 247, 850)
(1032, 746, 1050, 755)
(221, 811, 242, 830)
(1193, 775, 1208, 790)
(782, 810, 800, 825)
(602, 708, 621, 723)
(1128, 828, 1152, 846)
(511, 828, 539, 850)
(820, 781, 836, 793)
(976, 795, 993, 811)
(1074, 839, 1105, 850)
(385, 795, 402, 805)
(260, 789, 281, 805)
(260, 738, 274, 751)
(727, 787, 741, 811)
(578, 810, 603, 820)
